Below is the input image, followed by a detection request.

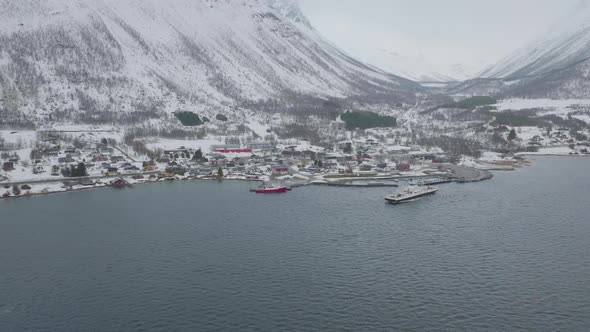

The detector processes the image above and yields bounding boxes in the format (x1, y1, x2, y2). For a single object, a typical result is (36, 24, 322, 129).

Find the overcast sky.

(299, 0, 579, 73)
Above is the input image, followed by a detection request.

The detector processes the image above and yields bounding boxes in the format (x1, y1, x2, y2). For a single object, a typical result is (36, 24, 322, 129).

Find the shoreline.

(2, 155, 586, 201)
(516, 152, 590, 157)
(0, 164, 488, 200)
(0, 176, 264, 201)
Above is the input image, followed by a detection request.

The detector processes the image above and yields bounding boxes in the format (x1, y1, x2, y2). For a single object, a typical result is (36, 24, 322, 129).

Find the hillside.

(467, 0, 590, 98)
(0, 0, 421, 127)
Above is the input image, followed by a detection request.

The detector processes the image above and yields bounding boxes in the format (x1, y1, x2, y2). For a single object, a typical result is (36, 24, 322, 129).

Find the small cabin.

(106, 167, 119, 176)
(272, 165, 289, 174)
(51, 165, 61, 176)
(396, 163, 411, 172)
(110, 178, 129, 187)
(110, 156, 125, 163)
(3, 162, 15, 171)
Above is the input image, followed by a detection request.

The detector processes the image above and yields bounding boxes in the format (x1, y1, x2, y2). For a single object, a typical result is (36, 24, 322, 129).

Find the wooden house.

(2, 162, 15, 171)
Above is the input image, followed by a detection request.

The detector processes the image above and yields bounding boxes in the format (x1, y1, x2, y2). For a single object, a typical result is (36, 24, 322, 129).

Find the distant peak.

(266, 0, 312, 28)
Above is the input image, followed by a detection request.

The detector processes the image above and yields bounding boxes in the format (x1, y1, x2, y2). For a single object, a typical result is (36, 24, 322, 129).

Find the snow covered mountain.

(474, 0, 590, 98)
(0, 0, 420, 126)
(481, 0, 590, 79)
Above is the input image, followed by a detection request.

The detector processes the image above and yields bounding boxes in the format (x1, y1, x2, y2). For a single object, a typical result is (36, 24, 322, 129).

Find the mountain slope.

(471, 0, 590, 98)
(480, 0, 590, 80)
(0, 0, 420, 126)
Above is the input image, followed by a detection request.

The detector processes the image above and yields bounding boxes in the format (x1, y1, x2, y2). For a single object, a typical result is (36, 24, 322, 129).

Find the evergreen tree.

(217, 167, 224, 178)
(508, 129, 517, 141)
(175, 112, 203, 126)
(343, 144, 352, 154)
(77, 162, 87, 177)
(62, 167, 71, 177)
(192, 149, 203, 161)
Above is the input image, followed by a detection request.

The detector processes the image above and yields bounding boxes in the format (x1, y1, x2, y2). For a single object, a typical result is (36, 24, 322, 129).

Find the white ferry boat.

(385, 185, 438, 204)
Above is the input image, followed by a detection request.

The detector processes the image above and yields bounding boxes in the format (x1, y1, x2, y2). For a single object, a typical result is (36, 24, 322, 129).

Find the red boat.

(255, 186, 288, 194)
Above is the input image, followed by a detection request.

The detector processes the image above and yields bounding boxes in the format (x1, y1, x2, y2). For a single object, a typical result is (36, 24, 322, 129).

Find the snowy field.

(495, 99, 590, 116)
(0, 131, 38, 145)
(516, 146, 580, 156)
(145, 138, 224, 153)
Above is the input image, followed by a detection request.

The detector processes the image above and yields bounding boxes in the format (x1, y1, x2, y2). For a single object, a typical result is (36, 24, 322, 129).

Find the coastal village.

(0, 131, 457, 198)
(1, 117, 589, 199)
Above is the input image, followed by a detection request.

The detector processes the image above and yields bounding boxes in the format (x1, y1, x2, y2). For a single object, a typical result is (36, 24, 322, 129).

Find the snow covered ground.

(515, 146, 584, 156)
(246, 120, 272, 139)
(0, 131, 38, 146)
(495, 99, 590, 115)
(513, 127, 545, 141)
(145, 138, 224, 153)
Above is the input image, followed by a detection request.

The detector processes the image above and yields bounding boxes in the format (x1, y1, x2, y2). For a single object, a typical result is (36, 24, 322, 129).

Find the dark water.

(1, 157, 589, 331)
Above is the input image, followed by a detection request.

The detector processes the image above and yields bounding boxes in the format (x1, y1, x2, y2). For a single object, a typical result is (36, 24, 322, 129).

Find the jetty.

(444, 164, 493, 183)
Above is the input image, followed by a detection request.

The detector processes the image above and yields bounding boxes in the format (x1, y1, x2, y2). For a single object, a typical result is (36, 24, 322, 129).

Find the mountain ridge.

(448, 0, 590, 99)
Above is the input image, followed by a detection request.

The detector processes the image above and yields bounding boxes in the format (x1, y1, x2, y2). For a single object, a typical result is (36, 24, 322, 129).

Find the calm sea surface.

(1, 157, 589, 331)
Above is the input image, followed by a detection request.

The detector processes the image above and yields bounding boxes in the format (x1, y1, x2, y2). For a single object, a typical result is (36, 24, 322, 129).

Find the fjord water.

(1, 157, 589, 331)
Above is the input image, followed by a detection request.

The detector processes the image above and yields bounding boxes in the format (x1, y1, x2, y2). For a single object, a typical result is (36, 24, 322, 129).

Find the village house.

(164, 148, 191, 159)
(106, 167, 119, 176)
(396, 163, 411, 172)
(322, 160, 339, 170)
(80, 179, 96, 186)
(272, 164, 290, 175)
(51, 165, 61, 176)
(247, 142, 275, 152)
(42, 145, 61, 157)
(40, 132, 61, 143)
(58, 155, 75, 164)
(33, 166, 46, 174)
(143, 160, 158, 171)
(189, 167, 213, 177)
(211, 144, 240, 152)
(93, 154, 108, 162)
(124, 164, 140, 171)
(165, 165, 187, 176)
(359, 163, 374, 172)
(110, 155, 125, 163)
(98, 146, 114, 154)
(3, 162, 15, 171)
(387, 146, 412, 154)
(110, 178, 129, 187)
(64, 147, 79, 155)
